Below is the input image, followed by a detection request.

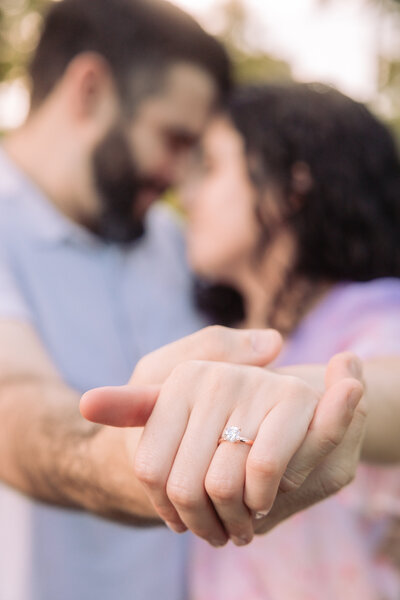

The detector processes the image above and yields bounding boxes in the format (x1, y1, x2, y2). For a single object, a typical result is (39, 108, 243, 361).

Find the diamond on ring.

(218, 426, 254, 446)
(222, 426, 242, 442)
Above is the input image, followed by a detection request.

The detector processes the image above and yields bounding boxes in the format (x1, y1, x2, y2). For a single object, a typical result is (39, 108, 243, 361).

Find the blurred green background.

(1, 0, 400, 138)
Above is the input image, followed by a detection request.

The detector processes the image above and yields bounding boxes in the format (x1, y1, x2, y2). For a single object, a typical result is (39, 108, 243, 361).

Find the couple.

(83, 84, 400, 598)
(0, 1, 399, 600)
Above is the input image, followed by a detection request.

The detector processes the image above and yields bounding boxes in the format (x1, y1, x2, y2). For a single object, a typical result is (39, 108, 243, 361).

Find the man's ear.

(62, 52, 118, 124)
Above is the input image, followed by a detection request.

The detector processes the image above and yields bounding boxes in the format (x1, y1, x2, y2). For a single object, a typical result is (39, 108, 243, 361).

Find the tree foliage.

(0, 0, 399, 140)
(0, 0, 293, 86)
(0, 0, 50, 82)
(216, 0, 293, 83)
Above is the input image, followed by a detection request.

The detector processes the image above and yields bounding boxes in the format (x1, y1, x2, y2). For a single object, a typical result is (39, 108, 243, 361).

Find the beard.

(90, 126, 168, 243)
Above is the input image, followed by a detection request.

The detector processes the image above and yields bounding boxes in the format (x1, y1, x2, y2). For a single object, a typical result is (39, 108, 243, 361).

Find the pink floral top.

(189, 278, 400, 600)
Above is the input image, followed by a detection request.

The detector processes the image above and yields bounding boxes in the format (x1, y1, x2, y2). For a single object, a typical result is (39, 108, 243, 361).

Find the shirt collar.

(0, 145, 105, 248)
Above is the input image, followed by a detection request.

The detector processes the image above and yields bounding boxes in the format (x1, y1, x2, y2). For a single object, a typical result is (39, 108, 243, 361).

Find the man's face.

(91, 63, 217, 243)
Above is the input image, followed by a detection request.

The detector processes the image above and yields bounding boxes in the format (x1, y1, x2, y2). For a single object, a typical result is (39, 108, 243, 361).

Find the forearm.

(277, 355, 400, 464)
(0, 377, 160, 525)
(360, 356, 400, 463)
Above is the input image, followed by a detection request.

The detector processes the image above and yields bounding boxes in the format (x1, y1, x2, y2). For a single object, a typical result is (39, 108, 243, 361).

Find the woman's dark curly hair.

(194, 83, 400, 326)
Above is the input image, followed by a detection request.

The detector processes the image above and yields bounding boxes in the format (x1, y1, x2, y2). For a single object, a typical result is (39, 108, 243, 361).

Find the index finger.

(132, 326, 282, 385)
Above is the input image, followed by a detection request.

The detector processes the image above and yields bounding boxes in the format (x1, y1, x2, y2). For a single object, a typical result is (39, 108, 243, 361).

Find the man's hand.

(82, 326, 283, 427)
(0, 321, 281, 523)
(81, 328, 365, 546)
(254, 353, 367, 535)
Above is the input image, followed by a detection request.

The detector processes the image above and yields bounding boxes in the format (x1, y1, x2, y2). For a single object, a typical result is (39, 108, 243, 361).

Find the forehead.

(134, 62, 218, 135)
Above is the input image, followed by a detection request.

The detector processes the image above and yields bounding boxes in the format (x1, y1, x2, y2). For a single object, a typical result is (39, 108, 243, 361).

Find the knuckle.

(282, 376, 314, 401)
(279, 468, 306, 492)
(282, 376, 303, 396)
(166, 479, 199, 511)
(133, 453, 163, 488)
(167, 359, 205, 387)
(133, 459, 164, 489)
(355, 397, 369, 420)
(247, 455, 280, 480)
(204, 324, 228, 340)
(205, 475, 239, 504)
(317, 473, 342, 498)
(168, 360, 191, 380)
(166, 360, 237, 410)
(319, 464, 355, 496)
(336, 464, 356, 488)
(207, 362, 235, 391)
(316, 477, 336, 499)
(199, 325, 230, 359)
(317, 430, 343, 455)
(132, 354, 152, 382)
(200, 363, 237, 403)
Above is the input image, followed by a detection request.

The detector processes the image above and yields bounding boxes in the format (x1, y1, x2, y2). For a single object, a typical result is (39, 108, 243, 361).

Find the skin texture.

(182, 116, 400, 465)
(0, 54, 224, 528)
(0, 52, 387, 550)
(0, 319, 290, 526)
(181, 116, 310, 330)
(4, 311, 360, 547)
(182, 117, 260, 283)
(81, 334, 365, 547)
(4, 56, 217, 237)
(76, 114, 398, 547)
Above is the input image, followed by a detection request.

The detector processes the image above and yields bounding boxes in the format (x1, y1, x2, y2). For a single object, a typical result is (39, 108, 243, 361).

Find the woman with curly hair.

(183, 83, 400, 600)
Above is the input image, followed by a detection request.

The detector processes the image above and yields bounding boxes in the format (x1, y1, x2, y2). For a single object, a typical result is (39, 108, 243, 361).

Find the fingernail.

(210, 538, 226, 548)
(254, 509, 270, 520)
(347, 387, 362, 411)
(165, 521, 187, 534)
(251, 330, 280, 355)
(349, 356, 362, 379)
(231, 535, 251, 546)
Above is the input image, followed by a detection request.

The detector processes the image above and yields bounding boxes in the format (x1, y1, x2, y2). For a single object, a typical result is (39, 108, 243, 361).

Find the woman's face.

(182, 117, 261, 282)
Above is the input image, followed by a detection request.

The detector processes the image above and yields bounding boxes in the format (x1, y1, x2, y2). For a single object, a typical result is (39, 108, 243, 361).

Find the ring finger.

(205, 402, 271, 545)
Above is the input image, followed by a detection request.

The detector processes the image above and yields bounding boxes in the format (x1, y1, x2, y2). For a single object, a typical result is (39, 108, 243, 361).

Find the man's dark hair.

(29, 0, 231, 109)
(195, 83, 400, 326)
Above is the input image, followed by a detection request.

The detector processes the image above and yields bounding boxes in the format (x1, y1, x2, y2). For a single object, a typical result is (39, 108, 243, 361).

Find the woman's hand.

(81, 326, 365, 547)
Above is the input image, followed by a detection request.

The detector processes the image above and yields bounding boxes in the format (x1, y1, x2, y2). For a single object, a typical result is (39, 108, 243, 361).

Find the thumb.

(80, 384, 161, 427)
(324, 351, 364, 415)
(325, 351, 363, 390)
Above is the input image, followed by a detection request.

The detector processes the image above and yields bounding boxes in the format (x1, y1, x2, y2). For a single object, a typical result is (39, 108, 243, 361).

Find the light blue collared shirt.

(0, 147, 206, 600)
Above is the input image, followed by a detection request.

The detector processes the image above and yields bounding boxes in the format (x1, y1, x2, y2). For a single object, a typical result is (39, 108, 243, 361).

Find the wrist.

(88, 425, 161, 523)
